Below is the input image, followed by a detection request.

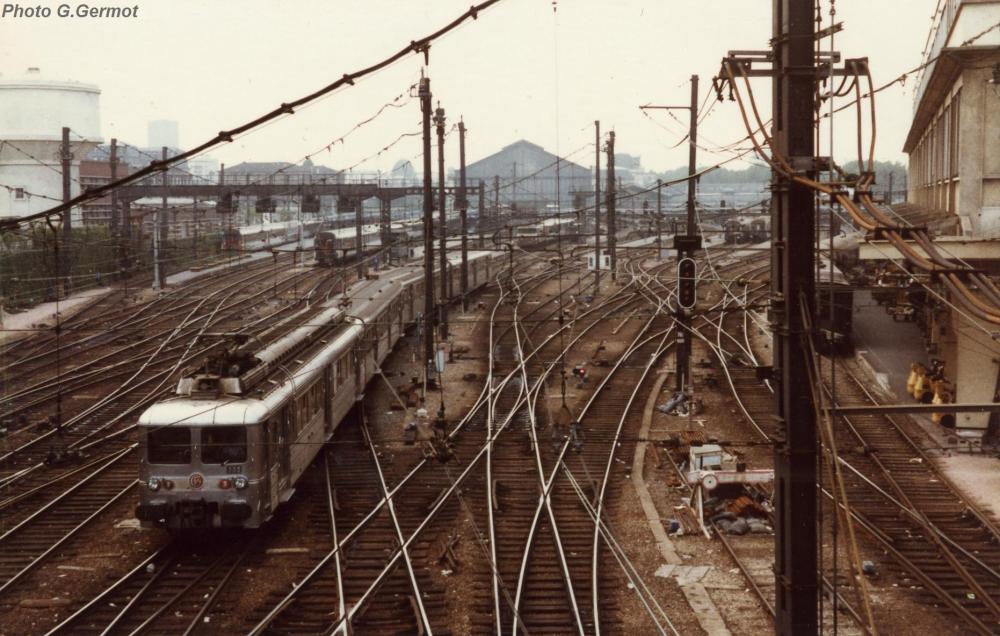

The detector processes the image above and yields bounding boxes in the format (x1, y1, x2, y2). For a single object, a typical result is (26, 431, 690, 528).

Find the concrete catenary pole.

(419, 77, 435, 373)
(656, 178, 662, 260)
(594, 120, 601, 287)
(478, 179, 486, 248)
(355, 198, 364, 278)
(458, 118, 469, 311)
(493, 175, 500, 229)
(676, 75, 700, 393)
(109, 138, 119, 271)
(434, 103, 448, 340)
(380, 196, 392, 266)
(606, 131, 616, 282)
(60, 127, 72, 294)
(685, 75, 699, 236)
(152, 147, 164, 290)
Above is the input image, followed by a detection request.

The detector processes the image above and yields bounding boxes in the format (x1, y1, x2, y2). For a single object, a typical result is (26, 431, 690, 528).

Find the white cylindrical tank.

(0, 68, 102, 221)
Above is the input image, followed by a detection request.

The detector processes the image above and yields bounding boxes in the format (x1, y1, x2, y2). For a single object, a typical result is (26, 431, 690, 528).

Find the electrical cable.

(0, 0, 505, 232)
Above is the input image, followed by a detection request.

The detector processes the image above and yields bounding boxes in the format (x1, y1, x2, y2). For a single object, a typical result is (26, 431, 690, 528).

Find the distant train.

(136, 250, 506, 529)
(515, 217, 578, 240)
(723, 215, 770, 245)
(222, 220, 324, 252)
(815, 257, 854, 355)
(314, 225, 382, 266)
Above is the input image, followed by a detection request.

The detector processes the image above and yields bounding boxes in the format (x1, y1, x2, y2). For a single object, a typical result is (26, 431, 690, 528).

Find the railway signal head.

(677, 257, 697, 310)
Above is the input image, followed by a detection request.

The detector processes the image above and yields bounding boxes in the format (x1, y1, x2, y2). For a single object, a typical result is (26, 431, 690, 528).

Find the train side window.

(148, 426, 192, 464)
(202, 426, 247, 463)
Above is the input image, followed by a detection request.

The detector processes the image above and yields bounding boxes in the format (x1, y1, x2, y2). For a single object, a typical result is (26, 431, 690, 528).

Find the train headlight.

(233, 476, 248, 490)
(147, 477, 161, 491)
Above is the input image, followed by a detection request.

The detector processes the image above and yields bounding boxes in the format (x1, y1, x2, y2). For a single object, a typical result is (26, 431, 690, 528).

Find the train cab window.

(148, 427, 192, 464)
(201, 426, 248, 464)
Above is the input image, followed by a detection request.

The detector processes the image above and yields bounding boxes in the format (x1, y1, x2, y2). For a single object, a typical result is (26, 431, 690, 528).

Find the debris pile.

(706, 493, 773, 535)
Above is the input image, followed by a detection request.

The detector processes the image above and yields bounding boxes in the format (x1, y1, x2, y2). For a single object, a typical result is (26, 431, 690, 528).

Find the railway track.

(0, 253, 284, 382)
(0, 257, 337, 437)
(821, 361, 1000, 634)
(0, 262, 359, 605)
(696, 244, 1000, 634)
(43, 455, 338, 635)
(241, 253, 676, 634)
(491, 258, 677, 635)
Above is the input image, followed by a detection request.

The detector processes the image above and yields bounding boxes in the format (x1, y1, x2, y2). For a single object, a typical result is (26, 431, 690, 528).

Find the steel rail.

(359, 419, 434, 635)
(122, 549, 233, 636)
(0, 274, 250, 465)
(43, 546, 171, 635)
(342, 296, 643, 636)
(248, 260, 633, 635)
(588, 324, 674, 634)
(307, 272, 642, 636)
(828, 366, 1000, 610)
(837, 362, 1000, 543)
(0, 258, 281, 379)
(485, 272, 516, 635)
(562, 460, 678, 636)
(512, 281, 666, 635)
(245, 263, 583, 634)
(322, 451, 348, 635)
(0, 447, 136, 594)
(510, 273, 585, 636)
(180, 544, 253, 636)
(705, 260, 998, 634)
(0, 446, 124, 512)
(97, 554, 177, 636)
(1, 264, 330, 496)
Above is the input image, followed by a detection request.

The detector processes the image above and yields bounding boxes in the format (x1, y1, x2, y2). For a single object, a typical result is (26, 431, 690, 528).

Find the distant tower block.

(148, 120, 179, 149)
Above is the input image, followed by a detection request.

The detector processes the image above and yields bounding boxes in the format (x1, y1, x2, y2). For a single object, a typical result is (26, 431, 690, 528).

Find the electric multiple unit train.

(136, 250, 505, 529)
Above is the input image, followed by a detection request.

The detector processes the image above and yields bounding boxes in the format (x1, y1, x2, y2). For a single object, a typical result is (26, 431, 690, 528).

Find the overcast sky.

(1, 0, 940, 175)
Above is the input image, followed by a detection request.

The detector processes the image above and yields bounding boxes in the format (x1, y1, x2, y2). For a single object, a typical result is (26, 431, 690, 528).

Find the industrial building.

(0, 68, 102, 222)
(465, 139, 590, 210)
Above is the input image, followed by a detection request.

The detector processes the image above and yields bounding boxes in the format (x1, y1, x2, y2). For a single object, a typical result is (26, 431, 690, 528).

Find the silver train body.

(515, 217, 578, 239)
(136, 250, 505, 529)
(222, 220, 324, 252)
(314, 224, 382, 267)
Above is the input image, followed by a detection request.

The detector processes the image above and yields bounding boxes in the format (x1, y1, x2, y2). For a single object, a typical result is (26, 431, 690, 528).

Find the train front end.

(136, 392, 268, 530)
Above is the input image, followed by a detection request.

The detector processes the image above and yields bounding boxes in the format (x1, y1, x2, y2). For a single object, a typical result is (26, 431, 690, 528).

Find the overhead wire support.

(770, 2, 818, 633)
(419, 76, 436, 391)
(594, 120, 601, 290)
(434, 103, 448, 342)
(0, 0, 504, 233)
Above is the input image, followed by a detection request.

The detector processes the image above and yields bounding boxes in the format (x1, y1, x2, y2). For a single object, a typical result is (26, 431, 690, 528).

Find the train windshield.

(147, 427, 192, 464)
(201, 426, 247, 464)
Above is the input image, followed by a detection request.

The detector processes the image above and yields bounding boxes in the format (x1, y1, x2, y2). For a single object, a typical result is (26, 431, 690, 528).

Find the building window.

(14, 188, 25, 200)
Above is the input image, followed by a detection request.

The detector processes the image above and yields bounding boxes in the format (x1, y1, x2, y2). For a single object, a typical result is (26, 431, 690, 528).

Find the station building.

(904, 0, 1000, 234)
(899, 0, 1000, 438)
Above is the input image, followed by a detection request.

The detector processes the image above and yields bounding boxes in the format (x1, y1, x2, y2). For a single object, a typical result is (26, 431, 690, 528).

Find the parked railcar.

(723, 215, 770, 245)
(816, 257, 853, 354)
(747, 216, 770, 242)
(314, 225, 381, 266)
(136, 250, 505, 529)
(723, 218, 746, 244)
(222, 221, 306, 252)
